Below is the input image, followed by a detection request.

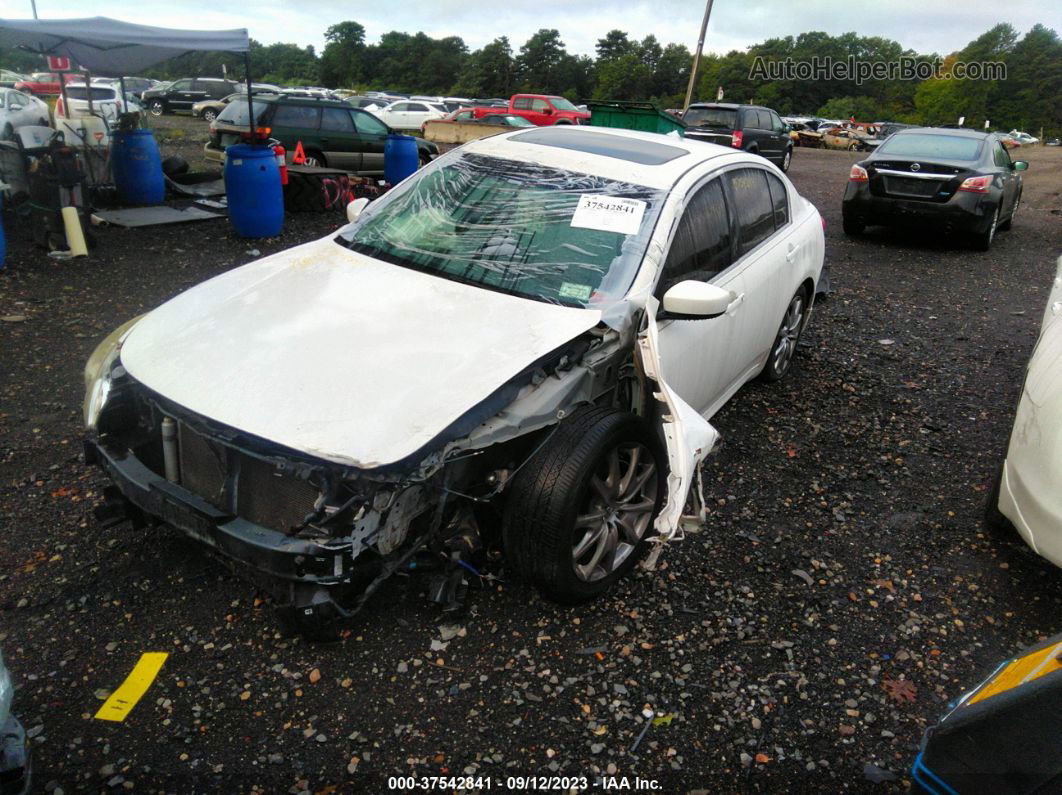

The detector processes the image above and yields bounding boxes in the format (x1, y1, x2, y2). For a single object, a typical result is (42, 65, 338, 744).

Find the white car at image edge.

(370, 98, 448, 130)
(988, 255, 1062, 567)
(82, 126, 824, 637)
(0, 88, 49, 139)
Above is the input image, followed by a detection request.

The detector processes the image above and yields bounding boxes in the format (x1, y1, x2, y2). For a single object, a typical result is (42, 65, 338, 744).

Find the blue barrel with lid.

(384, 133, 419, 185)
(224, 143, 283, 238)
(112, 129, 164, 205)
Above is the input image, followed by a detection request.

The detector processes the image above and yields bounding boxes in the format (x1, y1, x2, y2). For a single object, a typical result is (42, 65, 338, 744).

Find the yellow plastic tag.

(968, 641, 1062, 706)
(94, 652, 169, 722)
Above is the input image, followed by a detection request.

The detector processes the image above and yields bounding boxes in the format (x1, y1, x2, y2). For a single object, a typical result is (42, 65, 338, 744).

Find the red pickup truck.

(502, 94, 589, 126)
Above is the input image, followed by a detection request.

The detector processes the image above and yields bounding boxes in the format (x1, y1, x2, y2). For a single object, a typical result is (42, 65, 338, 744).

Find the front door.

(318, 107, 361, 171)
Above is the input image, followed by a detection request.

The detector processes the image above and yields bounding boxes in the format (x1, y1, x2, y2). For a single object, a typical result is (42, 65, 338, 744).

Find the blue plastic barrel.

(384, 134, 419, 185)
(112, 129, 164, 205)
(224, 144, 283, 238)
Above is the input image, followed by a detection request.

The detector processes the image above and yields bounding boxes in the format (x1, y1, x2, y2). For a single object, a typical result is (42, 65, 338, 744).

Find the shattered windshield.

(337, 153, 664, 308)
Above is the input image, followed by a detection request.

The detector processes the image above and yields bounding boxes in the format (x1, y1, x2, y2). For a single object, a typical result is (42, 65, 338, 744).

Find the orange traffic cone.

(292, 141, 307, 165)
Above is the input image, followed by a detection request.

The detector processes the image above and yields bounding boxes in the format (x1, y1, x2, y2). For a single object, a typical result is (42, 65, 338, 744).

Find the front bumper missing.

(86, 439, 353, 588)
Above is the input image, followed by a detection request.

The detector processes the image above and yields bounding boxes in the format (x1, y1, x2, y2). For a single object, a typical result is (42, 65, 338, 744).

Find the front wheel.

(202, 108, 218, 122)
(760, 288, 808, 382)
(503, 406, 663, 604)
(998, 191, 1019, 231)
(842, 215, 865, 236)
(780, 147, 792, 173)
(1, 124, 13, 141)
(148, 99, 164, 116)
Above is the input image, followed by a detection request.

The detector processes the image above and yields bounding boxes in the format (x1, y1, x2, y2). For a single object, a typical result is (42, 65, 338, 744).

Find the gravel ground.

(1, 116, 1061, 793)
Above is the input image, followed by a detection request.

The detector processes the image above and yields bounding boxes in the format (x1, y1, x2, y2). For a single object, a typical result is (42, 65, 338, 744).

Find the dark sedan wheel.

(973, 205, 1000, 251)
(999, 191, 1020, 231)
(842, 215, 865, 235)
(503, 406, 663, 603)
(760, 288, 808, 382)
(781, 147, 792, 173)
(148, 99, 164, 116)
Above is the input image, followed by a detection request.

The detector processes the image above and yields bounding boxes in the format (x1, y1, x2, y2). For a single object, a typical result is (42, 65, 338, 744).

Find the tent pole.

(244, 51, 255, 148)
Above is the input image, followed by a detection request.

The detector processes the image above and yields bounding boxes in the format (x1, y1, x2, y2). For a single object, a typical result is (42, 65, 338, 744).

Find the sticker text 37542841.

(570, 195, 647, 236)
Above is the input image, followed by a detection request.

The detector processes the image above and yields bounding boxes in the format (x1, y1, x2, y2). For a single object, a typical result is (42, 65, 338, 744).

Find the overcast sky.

(0, 0, 1052, 58)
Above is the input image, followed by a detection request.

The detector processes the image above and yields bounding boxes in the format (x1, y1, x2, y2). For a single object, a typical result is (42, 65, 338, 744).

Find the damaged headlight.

(83, 316, 142, 430)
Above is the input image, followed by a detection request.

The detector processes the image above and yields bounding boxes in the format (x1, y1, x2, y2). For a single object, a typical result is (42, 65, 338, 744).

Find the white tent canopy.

(0, 16, 249, 76)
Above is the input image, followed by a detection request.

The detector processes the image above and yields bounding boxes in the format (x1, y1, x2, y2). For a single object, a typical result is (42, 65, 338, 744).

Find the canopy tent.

(0, 17, 248, 76)
(0, 16, 258, 144)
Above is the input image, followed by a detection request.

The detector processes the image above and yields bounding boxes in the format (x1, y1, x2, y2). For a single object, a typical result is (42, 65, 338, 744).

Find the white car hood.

(121, 238, 602, 468)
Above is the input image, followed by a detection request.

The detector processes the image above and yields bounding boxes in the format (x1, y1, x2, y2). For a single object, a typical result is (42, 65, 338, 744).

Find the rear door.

(352, 109, 389, 174)
(767, 110, 789, 163)
(271, 104, 323, 160)
(318, 106, 361, 171)
(747, 109, 773, 159)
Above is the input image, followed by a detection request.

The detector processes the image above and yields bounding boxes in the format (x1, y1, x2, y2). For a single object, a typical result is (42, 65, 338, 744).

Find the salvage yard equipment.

(913, 632, 1062, 793)
(585, 100, 686, 137)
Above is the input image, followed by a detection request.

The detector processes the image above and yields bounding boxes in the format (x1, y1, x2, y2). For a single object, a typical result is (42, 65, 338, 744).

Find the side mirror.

(346, 197, 370, 223)
(661, 280, 733, 319)
(542, 107, 554, 115)
(1013, 161, 1028, 171)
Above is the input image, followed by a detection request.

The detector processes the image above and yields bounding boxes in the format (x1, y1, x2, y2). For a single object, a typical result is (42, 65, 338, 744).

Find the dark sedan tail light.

(958, 175, 991, 193)
(849, 164, 868, 182)
(731, 130, 743, 148)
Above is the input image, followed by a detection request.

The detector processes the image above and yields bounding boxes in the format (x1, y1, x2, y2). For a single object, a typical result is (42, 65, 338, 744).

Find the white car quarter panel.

(120, 239, 602, 469)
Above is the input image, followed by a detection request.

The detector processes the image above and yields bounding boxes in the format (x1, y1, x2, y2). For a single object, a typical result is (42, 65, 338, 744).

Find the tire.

(36, 116, 49, 127)
(848, 142, 860, 151)
(418, 151, 431, 168)
(1, 124, 12, 141)
(161, 155, 189, 177)
(998, 191, 1019, 231)
(202, 108, 218, 123)
(842, 215, 865, 235)
(303, 150, 326, 168)
(554, 120, 572, 125)
(502, 406, 664, 604)
(148, 99, 165, 116)
(760, 287, 809, 382)
(780, 147, 792, 173)
(973, 205, 1000, 251)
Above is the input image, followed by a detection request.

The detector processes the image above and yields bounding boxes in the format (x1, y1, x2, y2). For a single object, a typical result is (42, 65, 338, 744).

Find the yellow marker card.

(94, 652, 169, 722)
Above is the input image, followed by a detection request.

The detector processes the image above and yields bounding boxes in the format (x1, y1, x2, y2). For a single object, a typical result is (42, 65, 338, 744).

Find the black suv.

(141, 77, 240, 116)
(204, 94, 439, 174)
(684, 103, 793, 172)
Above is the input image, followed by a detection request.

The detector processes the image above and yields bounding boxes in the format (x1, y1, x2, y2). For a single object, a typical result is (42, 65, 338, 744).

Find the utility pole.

(682, 0, 714, 113)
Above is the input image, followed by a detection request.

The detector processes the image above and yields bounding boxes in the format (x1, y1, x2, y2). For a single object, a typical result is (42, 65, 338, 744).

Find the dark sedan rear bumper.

(843, 183, 997, 234)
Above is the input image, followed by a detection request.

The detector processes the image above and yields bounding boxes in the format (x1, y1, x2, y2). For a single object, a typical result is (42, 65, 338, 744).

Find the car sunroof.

(509, 128, 688, 166)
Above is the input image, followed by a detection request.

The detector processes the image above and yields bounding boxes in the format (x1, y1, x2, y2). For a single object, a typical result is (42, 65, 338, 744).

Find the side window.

(726, 168, 776, 257)
(770, 112, 785, 133)
(765, 172, 790, 229)
(512, 97, 532, 110)
(658, 178, 732, 295)
(352, 110, 388, 135)
(321, 107, 355, 132)
(272, 105, 322, 128)
(994, 142, 1011, 167)
(170, 79, 194, 92)
(408, 103, 428, 112)
(391, 102, 409, 112)
(531, 98, 550, 112)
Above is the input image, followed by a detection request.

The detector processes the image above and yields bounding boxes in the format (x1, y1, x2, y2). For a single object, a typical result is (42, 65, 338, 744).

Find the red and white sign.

(47, 55, 71, 72)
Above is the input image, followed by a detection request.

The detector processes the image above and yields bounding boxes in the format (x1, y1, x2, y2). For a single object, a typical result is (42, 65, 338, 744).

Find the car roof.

(894, 126, 993, 140)
(461, 126, 762, 189)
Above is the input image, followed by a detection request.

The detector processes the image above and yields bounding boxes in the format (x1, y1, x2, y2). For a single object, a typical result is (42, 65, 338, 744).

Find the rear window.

(65, 86, 117, 101)
(217, 99, 271, 126)
(684, 106, 738, 129)
(876, 133, 983, 160)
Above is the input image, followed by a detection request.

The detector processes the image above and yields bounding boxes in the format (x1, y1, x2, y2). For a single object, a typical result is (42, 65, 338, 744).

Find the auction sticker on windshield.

(570, 195, 646, 235)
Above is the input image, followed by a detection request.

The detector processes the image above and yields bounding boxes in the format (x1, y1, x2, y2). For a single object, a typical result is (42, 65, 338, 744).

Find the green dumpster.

(584, 101, 687, 137)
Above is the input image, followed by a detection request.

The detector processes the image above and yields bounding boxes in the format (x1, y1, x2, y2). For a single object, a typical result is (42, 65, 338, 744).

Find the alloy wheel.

(572, 442, 658, 582)
(771, 293, 805, 375)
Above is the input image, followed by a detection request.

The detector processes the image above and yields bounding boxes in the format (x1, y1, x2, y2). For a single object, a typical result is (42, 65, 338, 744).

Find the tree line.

(2, 21, 1056, 133)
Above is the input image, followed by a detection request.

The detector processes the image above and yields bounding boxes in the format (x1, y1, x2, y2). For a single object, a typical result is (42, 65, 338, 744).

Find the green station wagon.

(205, 95, 438, 174)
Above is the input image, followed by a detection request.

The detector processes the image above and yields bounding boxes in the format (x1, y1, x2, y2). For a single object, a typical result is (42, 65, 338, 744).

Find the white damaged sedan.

(84, 127, 824, 636)
(987, 255, 1062, 568)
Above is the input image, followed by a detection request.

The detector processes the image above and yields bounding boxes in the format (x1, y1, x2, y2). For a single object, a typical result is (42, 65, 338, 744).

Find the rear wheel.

(303, 150, 326, 168)
(36, 116, 49, 126)
(202, 108, 218, 123)
(973, 205, 1000, 251)
(503, 406, 663, 604)
(760, 288, 808, 382)
(148, 99, 165, 116)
